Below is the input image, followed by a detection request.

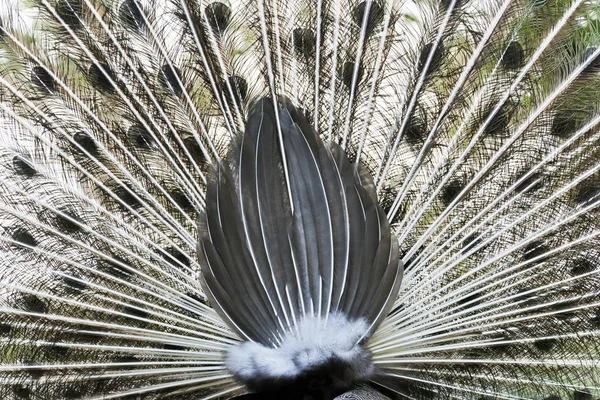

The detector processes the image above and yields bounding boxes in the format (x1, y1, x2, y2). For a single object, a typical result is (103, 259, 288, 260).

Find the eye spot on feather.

(570, 259, 595, 276)
(205, 2, 232, 33)
(163, 343, 186, 351)
(160, 65, 183, 96)
(31, 66, 55, 93)
(183, 136, 206, 164)
(170, 188, 194, 212)
(461, 232, 482, 253)
(418, 42, 444, 75)
(591, 310, 600, 328)
(542, 395, 561, 400)
(533, 338, 556, 352)
(457, 292, 481, 310)
(379, 185, 397, 214)
(401, 247, 422, 272)
(514, 171, 542, 193)
(23, 361, 44, 379)
(574, 390, 592, 400)
(128, 124, 154, 149)
(115, 355, 140, 370)
(62, 274, 88, 294)
(573, 173, 600, 205)
(441, 180, 464, 206)
(482, 104, 512, 136)
(551, 111, 580, 138)
(521, 240, 549, 262)
(55, 0, 83, 28)
(113, 185, 142, 209)
(0, 323, 11, 336)
(64, 388, 84, 399)
(163, 247, 190, 269)
(225, 75, 248, 105)
(73, 131, 99, 157)
(119, 0, 144, 29)
(292, 28, 316, 57)
(184, 292, 209, 307)
(339, 61, 364, 89)
(123, 305, 148, 320)
(16, 293, 47, 314)
(43, 343, 69, 359)
(88, 63, 114, 93)
(547, 300, 578, 320)
(501, 41, 525, 70)
(12, 156, 37, 177)
(13, 385, 31, 399)
(12, 227, 37, 248)
(352, 1, 384, 34)
(405, 117, 427, 144)
(100, 257, 132, 280)
(582, 47, 600, 73)
(54, 209, 83, 234)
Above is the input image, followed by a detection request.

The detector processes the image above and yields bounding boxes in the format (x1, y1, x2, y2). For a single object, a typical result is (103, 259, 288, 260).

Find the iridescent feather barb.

(0, 0, 598, 399)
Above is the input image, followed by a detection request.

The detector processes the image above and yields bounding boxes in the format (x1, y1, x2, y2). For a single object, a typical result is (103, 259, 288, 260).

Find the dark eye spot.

(55, 0, 83, 28)
(582, 47, 600, 73)
(551, 111, 581, 139)
(352, 1, 384, 34)
(225, 75, 248, 106)
(62, 274, 88, 293)
(54, 209, 83, 234)
(183, 136, 206, 164)
(113, 185, 142, 209)
(128, 124, 154, 149)
(521, 240, 549, 262)
(205, 2, 232, 33)
(88, 63, 114, 93)
(12, 156, 36, 177)
(501, 41, 525, 69)
(163, 247, 190, 269)
(514, 171, 542, 193)
(18, 293, 47, 314)
(574, 390, 592, 400)
(441, 180, 464, 206)
(160, 65, 183, 96)
(119, 0, 144, 29)
(570, 259, 595, 276)
(31, 66, 55, 93)
(13, 385, 31, 399)
(339, 61, 364, 89)
(533, 338, 556, 351)
(123, 305, 148, 320)
(23, 361, 44, 379)
(73, 132, 99, 157)
(292, 28, 316, 57)
(12, 228, 37, 247)
(418, 42, 444, 75)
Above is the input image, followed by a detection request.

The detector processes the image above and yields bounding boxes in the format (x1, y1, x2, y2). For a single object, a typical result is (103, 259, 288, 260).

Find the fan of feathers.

(0, 0, 598, 398)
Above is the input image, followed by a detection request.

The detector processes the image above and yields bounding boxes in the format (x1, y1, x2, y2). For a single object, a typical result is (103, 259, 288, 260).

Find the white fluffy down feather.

(226, 313, 375, 390)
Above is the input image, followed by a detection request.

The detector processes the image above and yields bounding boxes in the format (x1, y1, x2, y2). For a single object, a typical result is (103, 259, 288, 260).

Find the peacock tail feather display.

(0, 0, 599, 398)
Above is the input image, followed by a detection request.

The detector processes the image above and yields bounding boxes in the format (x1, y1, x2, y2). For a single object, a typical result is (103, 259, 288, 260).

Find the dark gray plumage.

(0, 0, 599, 399)
(198, 98, 402, 397)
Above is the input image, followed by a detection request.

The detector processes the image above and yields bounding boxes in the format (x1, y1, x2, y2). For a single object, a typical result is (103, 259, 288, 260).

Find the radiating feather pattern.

(0, 0, 597, 399)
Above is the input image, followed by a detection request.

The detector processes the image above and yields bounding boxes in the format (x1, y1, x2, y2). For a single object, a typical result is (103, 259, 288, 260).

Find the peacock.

(0, 0, 598, 398)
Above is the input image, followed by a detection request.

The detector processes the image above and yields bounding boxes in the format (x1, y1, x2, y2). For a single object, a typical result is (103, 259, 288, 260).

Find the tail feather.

(0, 0, 599, 398)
